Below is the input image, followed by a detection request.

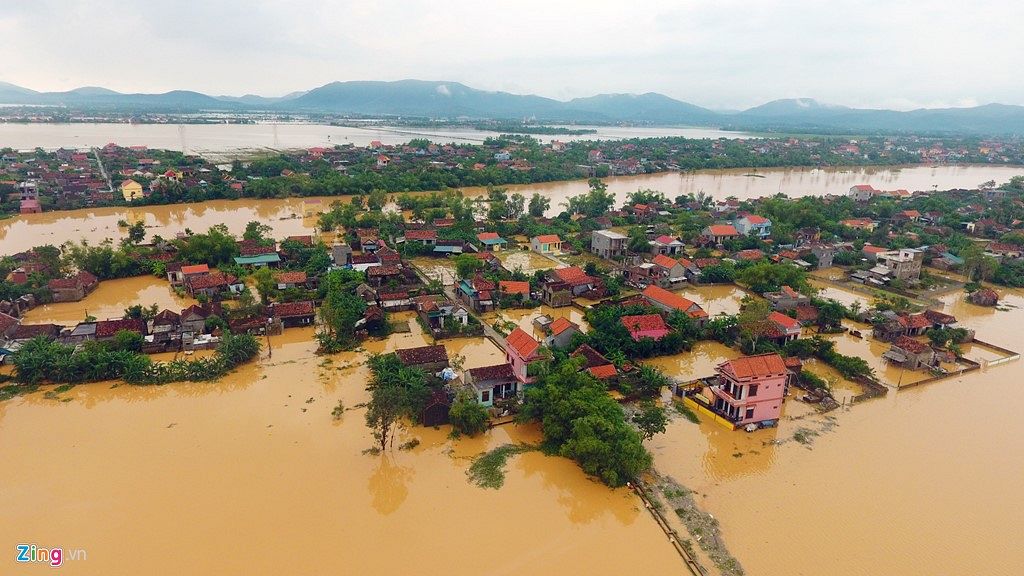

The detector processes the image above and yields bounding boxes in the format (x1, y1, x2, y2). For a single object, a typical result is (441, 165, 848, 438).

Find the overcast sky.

(0, 0, 1020, 110)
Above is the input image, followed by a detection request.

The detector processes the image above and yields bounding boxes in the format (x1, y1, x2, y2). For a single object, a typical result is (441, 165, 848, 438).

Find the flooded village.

(2, 139, 1024, 575)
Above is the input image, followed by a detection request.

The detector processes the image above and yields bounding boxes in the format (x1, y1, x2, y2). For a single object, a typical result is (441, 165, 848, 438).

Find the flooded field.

(495, 249, 557, 274)
(22, 275, 196, 325)
(6, 164, 1024, 255)
(682, 284, 750, 317)
(0, 322, 684, 575)
(408, 256, 457, 286)
(648, 287, 1024, 576)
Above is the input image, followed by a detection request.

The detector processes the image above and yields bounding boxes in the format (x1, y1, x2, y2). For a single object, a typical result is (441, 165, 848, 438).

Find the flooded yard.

(22, 275, 197, 325)
(495, 249, 557, 274)
(681, 284, 751, 317)
(484, 305, 590, 341)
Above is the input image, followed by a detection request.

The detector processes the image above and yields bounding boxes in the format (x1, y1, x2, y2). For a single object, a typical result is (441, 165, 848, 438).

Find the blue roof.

(480, 237, 507, 245)
(234, 253, 282, 265)
(433, 245, 463, 254)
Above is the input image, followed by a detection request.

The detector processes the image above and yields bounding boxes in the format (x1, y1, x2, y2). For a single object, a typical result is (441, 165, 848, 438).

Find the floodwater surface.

(5, 165, 1024, 255)
(21, 275, 196, 325)
(0, 323, 684, 575)
(648, 288, 1024, 575)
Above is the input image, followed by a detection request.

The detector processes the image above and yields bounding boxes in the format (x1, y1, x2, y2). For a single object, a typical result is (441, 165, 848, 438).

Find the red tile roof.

(0, 312, 19, 334)
(768, 311, 801, 330)
(467, 363, 515, 381)
(588, 364, 618, 379)
(499, 280, 530, 295)
(366, 265, 401, 277)
(96, 318, 146, 338)
(718, 353, 788, 381)
(652, 254, 680, 269)
(12, 323, 61, 340)
(405, 229, 437, 241)
(271, 300, 314, 318)
(743, 214, 769, 224)
(395, 344, 449, 366)
(893, 335, 931, 354)
(641, 285, 699, 313)
(274, 271, 307, 284)
(47, 270, 98, 290)
(477, 232, 501, 241)
(549, 317, 577, 336)
(654, 235, 680, 245)
(534, 234, 561, 244)
(506, 327, 541, 359)
(620, 314, 668, 334)
(188, 272, 238, 290)
(707, 224, 739, 236)
(898, 313, 932, 330)
(552, 266, 593, 286)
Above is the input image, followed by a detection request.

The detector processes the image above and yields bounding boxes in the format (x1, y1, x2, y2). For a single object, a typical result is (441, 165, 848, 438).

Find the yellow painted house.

(120, 179, 143, 202)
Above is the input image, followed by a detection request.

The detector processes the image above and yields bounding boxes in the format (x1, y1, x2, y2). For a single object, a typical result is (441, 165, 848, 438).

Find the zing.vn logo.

(15, 544, 87, 567)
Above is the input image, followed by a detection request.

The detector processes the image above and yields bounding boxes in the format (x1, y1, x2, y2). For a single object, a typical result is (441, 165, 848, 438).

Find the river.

(4, 164, 1023, 256)
(0, 122, 752, 159)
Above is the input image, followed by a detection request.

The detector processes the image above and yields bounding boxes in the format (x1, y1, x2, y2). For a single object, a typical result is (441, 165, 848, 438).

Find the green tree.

(449, 391, 489, 436)
(528, 193, 550, 217)
(632, 401, 668, 442)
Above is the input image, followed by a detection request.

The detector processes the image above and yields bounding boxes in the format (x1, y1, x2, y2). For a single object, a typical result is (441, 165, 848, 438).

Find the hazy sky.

(1, 0, 1020, 110)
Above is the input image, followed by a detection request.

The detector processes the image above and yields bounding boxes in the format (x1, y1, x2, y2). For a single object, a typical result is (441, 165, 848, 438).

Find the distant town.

(4, 133, 1024, 217)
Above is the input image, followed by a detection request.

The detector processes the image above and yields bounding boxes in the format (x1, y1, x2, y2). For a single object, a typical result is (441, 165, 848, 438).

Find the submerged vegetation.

(467, 444, 537, 489)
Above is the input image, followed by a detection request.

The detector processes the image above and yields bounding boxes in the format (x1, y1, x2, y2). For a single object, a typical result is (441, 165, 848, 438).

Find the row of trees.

(11, 331, 261, 385)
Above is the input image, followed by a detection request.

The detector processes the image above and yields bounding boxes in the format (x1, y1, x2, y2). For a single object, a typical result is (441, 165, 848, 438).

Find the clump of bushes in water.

(519, 358, 652, 487)
(448, 391, 489, 437)
(10, 331, 261, 386)
(784, 336, 873, 381)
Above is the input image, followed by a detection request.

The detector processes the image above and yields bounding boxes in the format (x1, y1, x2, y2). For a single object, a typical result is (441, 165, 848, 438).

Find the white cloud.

(0, 0, 1020, 109)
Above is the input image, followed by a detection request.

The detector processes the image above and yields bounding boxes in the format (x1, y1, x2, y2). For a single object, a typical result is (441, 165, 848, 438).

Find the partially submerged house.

(395, 344, 450, 375)
(505, 327, 548, 385)
(708, 353, 789, 428)
(464, 363, 518, 407)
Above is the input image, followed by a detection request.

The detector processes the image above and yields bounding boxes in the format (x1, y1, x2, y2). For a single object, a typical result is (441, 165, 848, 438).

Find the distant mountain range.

(1, 79, 1022, 135)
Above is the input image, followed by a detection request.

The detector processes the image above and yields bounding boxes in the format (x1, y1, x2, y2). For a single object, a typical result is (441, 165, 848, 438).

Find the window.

(748, 384, 758, 397)
(481, 391, 490, 403)
(745, 407, 755, 420)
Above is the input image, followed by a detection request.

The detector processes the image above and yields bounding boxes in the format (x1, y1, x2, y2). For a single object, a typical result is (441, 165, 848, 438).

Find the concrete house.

(764, 286, 809, 311)
(709, 353, 789, 427)
(543, 317, 580, 349)
(505, 327, 548, 385)
(47, 271, 99, 303)
(649, 235, 685, 256)
(591, 229, 628, 258)
(702, 224, 740, 244)
(476, 232, 507, 252)
(530, 234, 562, 254)
(734, 214, 772, 238)
(884, 336, 936, 370)
(876, 248, 924, 282)
(270, 301, 315, 328)
(464, 363, 518, 407)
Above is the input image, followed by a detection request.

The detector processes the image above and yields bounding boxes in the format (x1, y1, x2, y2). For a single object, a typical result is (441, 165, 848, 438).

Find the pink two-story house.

(710, 353, 789, 427)
(505, 327, 548, 385)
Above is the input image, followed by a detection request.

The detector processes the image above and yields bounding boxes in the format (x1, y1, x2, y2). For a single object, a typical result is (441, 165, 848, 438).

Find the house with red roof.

(650, 234, 685, 256)
(651, 254, 687, 284)
(530, 234, 562, 254)
(543, 317, 580, 349)
(541, 266, 598, 307)
(476, 232, 507, 252)
(702, 224, 740, 244)
(458, 275, 496, 312)
(841, 218, 877, 232)
(764, 285, 809, 311)
(708, 353, 789, 427)
(640, 285, 708, 325)
(186, 272, 244, 299)
(621, 314, 670, 341)
(504, 327, 548, 384)
(464, 363, 518, 406)
(404, 229, 437, 245)
(766, 311, 801, 343)
(733, 214, 772, 238)
(883, 336, 936, 370)
(47, 270, 99, 302)
(269, 301, 315, 328)
(498, 280, 530, 299)
(571, 344, 619, 380)
(848, 184, 879, 201)
(95, 318, 147, 341)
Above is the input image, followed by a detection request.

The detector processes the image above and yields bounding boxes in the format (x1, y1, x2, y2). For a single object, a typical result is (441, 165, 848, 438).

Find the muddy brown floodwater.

(648, 287, 1024, 576)
(4, 164, 1023, 255)
(0, 323, 684, 575)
